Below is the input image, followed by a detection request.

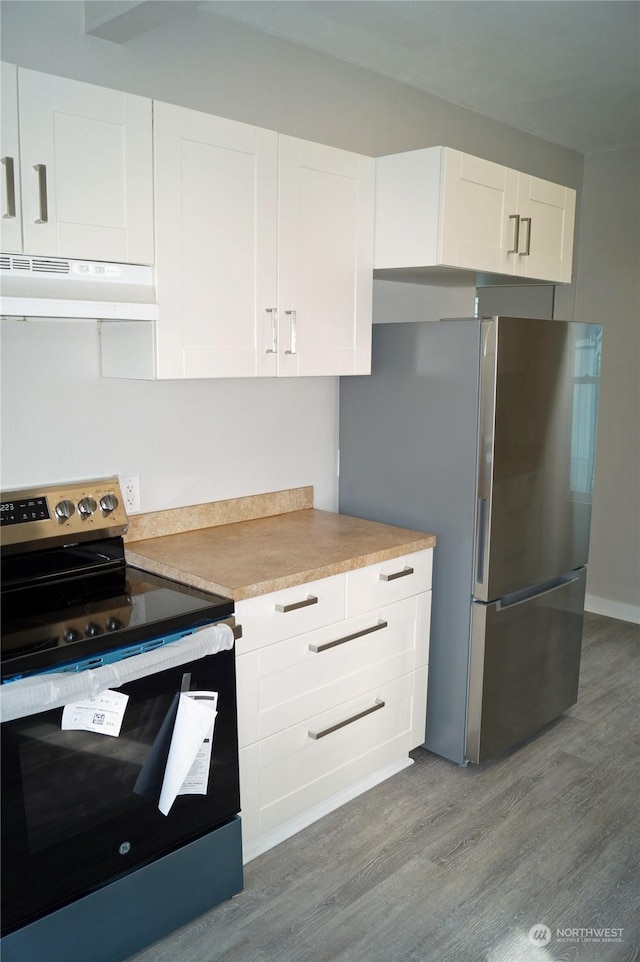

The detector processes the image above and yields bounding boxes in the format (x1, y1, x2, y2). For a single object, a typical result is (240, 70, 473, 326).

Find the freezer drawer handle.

(379, 566, 414, 582)
(497, 574, 581, 610)
(308, 698, 385, 740)
(275, 594, 318, 613)
(309, 619, 388, 653)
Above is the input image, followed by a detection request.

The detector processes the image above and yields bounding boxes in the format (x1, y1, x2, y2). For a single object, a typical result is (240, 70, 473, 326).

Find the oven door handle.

(221, 617, 242, 642)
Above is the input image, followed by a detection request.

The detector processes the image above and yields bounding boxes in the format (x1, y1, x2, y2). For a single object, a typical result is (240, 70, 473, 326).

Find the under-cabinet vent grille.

(1, 254, 71, 275)
(32, 258, 71, 275)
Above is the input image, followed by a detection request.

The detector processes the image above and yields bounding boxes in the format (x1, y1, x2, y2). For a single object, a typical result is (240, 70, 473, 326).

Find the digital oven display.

(0, 498, 50, 526)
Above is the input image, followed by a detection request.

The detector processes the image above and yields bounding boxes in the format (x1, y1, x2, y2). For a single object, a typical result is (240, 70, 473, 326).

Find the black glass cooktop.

(1, 538, 233, 680)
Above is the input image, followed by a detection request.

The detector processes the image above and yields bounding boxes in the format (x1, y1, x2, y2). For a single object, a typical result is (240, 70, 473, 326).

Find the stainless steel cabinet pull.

(507, 214, 520, 254)
(520, 217, 532, 255)
(275, 594, 318, 613)
(34, 164, 48, 224)
(284, 309, 297, 355)
(309, 619, 387, 653)
(379, 566, 414, 582)
(2, 157, 16, 218)
(265, 308, 278, 354)
(308, 698, 385, 740)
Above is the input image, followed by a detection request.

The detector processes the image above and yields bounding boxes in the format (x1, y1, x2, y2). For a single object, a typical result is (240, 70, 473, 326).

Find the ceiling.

(195, 0, 640, 154)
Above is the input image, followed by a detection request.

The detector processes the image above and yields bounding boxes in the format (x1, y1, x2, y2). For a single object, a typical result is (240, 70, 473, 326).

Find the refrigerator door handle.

(496, 573, 582, 611)
(476, 498, 487, 584)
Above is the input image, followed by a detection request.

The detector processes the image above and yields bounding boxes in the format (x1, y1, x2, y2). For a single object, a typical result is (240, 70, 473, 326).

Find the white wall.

(0, 320, 339, 511)
(574, 147, 640, 621)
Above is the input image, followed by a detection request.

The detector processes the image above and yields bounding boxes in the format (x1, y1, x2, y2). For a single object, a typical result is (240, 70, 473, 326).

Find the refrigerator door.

(475, 317, 601, 602)
(466, 566, 587, 763)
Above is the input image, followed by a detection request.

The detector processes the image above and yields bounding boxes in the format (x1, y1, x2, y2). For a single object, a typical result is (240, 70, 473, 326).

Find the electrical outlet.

(121, 476, 141, 514)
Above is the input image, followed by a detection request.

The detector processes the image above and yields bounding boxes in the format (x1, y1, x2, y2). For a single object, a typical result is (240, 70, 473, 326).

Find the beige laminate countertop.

(125, 492, 435, 601)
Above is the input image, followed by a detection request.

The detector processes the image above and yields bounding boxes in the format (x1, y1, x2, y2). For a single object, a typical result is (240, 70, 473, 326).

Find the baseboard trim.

(242, 756, 414, 864)
(585, 594, 640, 625)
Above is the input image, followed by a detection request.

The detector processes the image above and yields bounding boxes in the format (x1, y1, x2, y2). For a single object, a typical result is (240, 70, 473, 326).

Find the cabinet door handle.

(1, 156, 16, 218)
(379, 565, 414, 582)
(309, 619, 388, 653)
(34, 164, 48, 224)
(284, 309, 297, 355)
(265, 308, 278, 354)
(520, 217, 532, 255)
(507, 214, 520, 254)
(275, 594, 318, 613)
(308, 698, 385, 740)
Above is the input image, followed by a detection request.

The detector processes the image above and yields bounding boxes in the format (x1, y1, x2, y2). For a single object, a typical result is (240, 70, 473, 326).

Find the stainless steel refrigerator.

(339, 316, 602, 765)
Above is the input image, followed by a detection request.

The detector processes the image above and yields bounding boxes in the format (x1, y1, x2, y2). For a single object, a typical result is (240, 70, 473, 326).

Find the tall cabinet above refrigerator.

(339, 316, 602, 765)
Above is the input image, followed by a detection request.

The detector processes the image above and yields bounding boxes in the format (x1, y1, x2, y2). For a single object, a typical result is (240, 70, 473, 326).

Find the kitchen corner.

(124, 486, 436, 599)
(126, 486, 436, 861)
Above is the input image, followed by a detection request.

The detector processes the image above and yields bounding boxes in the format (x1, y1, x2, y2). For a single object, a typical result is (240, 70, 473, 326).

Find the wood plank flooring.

(127, 613, 640, 962)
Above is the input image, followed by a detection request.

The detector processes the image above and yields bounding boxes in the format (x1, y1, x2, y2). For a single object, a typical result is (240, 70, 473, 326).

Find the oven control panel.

(0, 477, 129, 549)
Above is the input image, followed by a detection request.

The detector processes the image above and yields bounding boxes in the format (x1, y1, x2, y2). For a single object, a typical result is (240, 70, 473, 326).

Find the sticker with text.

(61, 689, 129, 737)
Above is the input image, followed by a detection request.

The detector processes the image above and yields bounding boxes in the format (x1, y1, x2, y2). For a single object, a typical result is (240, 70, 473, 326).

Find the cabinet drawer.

(258, 673, 413, 829)
(258, 595, 420, 737)
(346, 548, 433, 616)
(236, 572, 346, 653)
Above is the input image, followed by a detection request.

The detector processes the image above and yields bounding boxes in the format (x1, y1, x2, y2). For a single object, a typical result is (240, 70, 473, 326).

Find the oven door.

(1, 641, 240, 935)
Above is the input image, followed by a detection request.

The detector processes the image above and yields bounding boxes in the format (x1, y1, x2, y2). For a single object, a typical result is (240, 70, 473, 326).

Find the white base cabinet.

(235, 548, 432, 857)
(374, 146, 575, 284)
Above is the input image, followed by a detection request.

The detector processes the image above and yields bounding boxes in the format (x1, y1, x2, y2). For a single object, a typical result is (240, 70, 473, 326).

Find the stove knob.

(106, 617, 124, 632)
(64, 627, 82, 643)
(55, 499, 75, 522)
(78, 496, 97, 518)
(85, 622, 102, 637)
(100, 493, 119, 514)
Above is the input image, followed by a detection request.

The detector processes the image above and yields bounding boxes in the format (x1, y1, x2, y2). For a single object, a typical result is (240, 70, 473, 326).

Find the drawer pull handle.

(309, 619, 387, 653)
(275, 594, 318, 613)
(379, 565, 414, 582)
(308, 698, 385, 740)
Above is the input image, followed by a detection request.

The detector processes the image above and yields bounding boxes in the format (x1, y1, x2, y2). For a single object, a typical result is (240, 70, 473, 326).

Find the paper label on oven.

(61, 689, 129, 737)
(158, 691, 218, 815)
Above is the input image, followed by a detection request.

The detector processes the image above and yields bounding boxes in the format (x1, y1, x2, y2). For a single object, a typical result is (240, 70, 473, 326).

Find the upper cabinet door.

(1, 63, 23, 253)
(440, 148, 518, 275)
(153, 103, 278, 379)
(17, 68, 153, 263)
(374, 145, 576, 285)
(513, 174, 576, 283)
(277, 136, 374, 377)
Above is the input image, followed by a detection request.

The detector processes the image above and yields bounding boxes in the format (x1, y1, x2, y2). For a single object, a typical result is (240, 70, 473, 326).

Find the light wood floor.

(128, 613, 640, 962)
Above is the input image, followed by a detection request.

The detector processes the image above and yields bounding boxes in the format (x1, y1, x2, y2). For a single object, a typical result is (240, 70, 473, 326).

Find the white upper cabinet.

(1, 63, 153, 264)
(109, 104, 374, 379)
(375, 146, 576, 284)
(277, 136, 374, 377)
(1, 63, 22, 253)
(153, 104, 279, 379)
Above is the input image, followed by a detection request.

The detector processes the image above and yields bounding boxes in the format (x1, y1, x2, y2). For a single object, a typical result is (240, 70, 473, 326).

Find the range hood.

(0, 253, 159, 320)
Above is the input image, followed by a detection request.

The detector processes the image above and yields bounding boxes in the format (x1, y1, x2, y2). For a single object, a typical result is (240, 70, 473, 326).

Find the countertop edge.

(126, 534, 435, 602)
